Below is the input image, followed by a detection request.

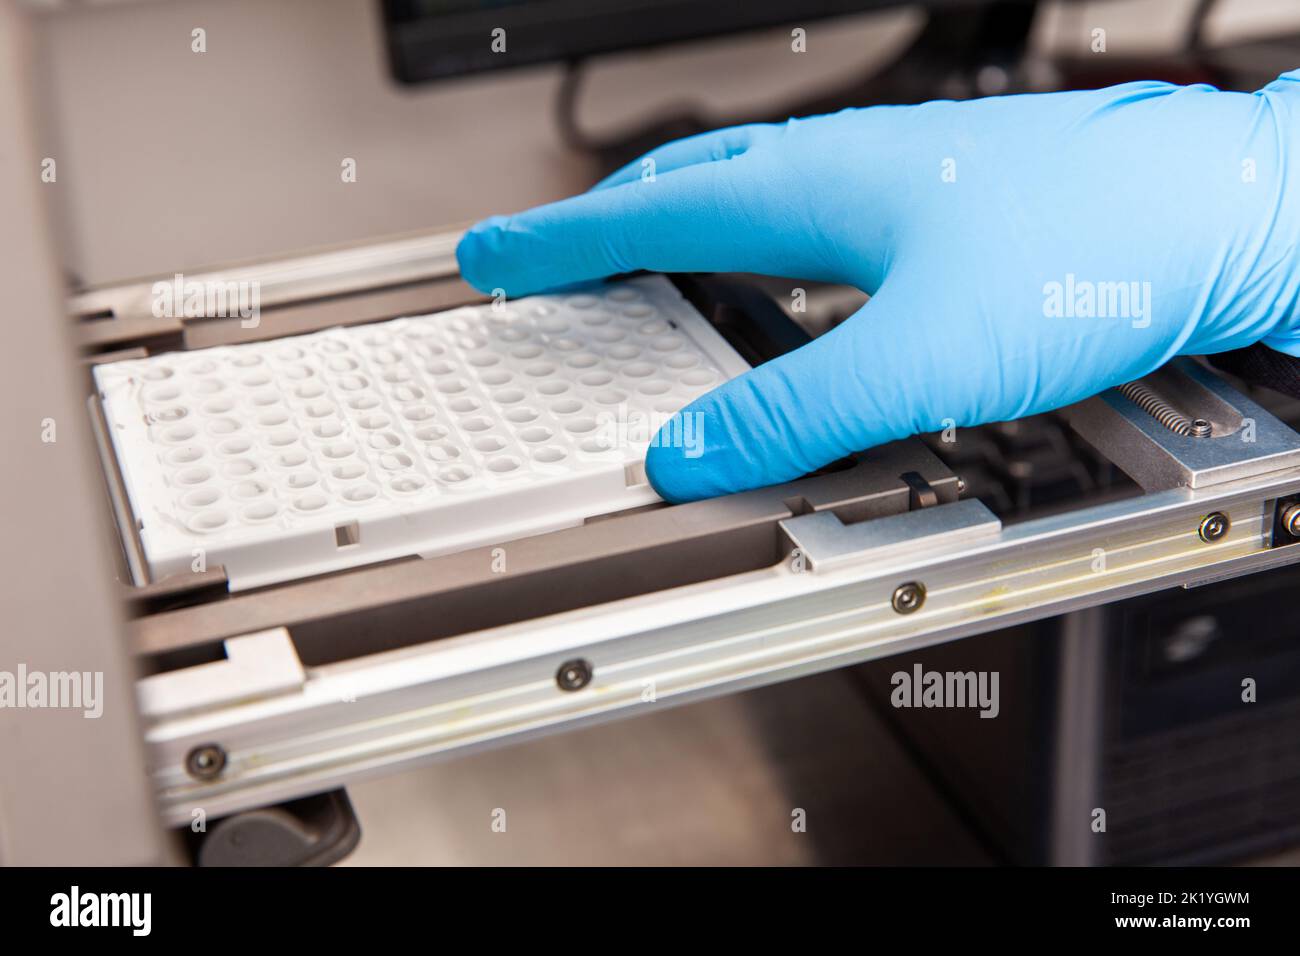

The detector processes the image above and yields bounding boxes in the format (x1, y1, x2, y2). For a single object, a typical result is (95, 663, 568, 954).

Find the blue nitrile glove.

(457, 73, 1300, 502)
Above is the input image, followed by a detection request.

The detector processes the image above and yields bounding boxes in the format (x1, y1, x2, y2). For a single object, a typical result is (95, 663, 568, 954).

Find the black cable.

(1187, 0, 1220, 54)
(554, 57, 716, 172)
(554, 59, 608, 154)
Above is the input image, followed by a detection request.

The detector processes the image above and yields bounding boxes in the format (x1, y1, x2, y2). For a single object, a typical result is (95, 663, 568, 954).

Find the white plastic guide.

(95, 276, 750, 590)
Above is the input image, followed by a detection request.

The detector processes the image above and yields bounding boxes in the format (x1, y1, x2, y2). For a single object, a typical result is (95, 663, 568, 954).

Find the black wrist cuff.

(1207, 344, 1300, 400)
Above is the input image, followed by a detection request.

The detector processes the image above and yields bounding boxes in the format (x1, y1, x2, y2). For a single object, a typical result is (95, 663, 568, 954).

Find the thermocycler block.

(94, 276, 750, 590)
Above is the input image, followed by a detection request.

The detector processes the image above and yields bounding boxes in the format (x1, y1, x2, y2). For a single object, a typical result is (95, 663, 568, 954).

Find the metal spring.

(1117, 381, 1212, 438)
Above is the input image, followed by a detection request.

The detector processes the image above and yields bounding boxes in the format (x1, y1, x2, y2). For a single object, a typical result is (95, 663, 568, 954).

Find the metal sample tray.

(94, 276, 749, 589)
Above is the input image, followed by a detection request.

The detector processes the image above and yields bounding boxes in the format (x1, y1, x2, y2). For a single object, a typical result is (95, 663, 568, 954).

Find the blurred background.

(32, 0, 1300, 288)
(19, 0, 1300, 864)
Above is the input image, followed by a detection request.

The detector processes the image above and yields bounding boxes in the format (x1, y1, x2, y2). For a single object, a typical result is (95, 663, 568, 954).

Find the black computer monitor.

(381, 0, 951, 84)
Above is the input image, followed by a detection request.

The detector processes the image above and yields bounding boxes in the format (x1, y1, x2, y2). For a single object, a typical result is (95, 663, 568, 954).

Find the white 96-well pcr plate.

(94, 276, 750, 590)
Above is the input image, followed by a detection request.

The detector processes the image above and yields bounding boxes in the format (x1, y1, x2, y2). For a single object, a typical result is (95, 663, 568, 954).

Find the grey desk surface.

(341, 669, 992, 866)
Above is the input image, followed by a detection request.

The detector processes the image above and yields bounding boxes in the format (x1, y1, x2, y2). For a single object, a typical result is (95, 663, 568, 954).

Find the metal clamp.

(1063, 358, 1300, 491)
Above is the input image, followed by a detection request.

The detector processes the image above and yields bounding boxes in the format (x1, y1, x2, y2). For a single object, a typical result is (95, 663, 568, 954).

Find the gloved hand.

(457, 73, 1300, 501)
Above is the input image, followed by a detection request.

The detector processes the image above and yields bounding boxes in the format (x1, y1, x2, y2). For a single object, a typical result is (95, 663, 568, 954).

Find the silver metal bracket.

(1063, 357, 1300, 491)
(783, 498, 1002, 571)
(137, 628, 305, 721)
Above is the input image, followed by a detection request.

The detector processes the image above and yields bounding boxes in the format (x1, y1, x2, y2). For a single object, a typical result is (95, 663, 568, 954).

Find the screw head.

(1282, 503, 1300, 538)
(1198, 512, 1231, 543)
(186, 743, 227, 780)
(556, 658, 593, 692)
(891, 582, 926, 615)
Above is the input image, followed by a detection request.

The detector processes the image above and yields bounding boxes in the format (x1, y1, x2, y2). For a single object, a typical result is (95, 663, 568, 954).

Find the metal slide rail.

(142, 457, 1300, 825)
